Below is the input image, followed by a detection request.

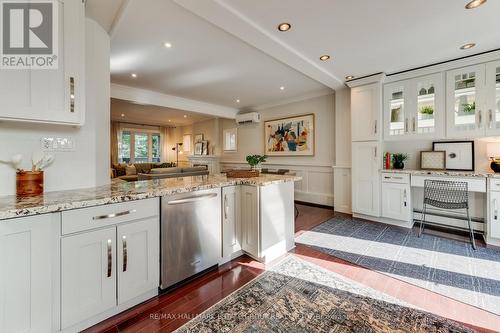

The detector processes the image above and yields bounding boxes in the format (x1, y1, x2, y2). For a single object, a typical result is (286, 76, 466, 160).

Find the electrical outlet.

(41, 137, 75, 152)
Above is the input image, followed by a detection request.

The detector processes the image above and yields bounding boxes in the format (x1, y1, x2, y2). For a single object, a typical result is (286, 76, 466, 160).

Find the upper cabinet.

(384, 73, 444, 140)
(486, 60, 500, 135)
(0, 0, 85, 126)
(351, 83, 382, 142)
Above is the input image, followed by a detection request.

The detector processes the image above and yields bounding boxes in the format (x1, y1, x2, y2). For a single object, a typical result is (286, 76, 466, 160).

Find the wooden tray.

(226, 169, 260, 178)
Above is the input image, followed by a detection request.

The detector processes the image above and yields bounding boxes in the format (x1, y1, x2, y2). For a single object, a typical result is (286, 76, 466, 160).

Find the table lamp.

(486, 142, 500, 172)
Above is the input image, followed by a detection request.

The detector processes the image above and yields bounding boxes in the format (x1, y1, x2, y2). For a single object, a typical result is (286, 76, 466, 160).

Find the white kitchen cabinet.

(117, 218, 160, 305)
(61, 227, 117, 329)
(0, 0, 85, 125)
(446, 64, 486, 138)
(0, 214, 59, 333)
(240, 185, 260, 259)
(352, 141, 381, 217)
(489, 190, 500, 240)
(222, 186, 241, 260)
(485, 60, 500, 136)
(381, 173, 412, 222)
(384, 73, 444, 140)
(351, 83, 382, 142)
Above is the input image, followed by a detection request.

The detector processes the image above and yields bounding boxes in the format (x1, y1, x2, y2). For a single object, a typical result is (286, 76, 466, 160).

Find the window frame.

(223, 128, 238, 152)
(119, 127, 161, 163)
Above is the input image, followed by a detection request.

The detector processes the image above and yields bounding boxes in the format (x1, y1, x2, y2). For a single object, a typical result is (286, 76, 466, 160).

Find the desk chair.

(418, 180, 476, 250)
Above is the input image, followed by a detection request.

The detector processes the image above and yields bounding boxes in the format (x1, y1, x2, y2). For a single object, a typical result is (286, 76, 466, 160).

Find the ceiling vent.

(235, 112, 261, 125)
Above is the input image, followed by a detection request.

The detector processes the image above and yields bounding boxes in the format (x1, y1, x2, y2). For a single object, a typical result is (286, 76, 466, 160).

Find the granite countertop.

(0, 174, 301, 221)
(380, 169, 497, 178)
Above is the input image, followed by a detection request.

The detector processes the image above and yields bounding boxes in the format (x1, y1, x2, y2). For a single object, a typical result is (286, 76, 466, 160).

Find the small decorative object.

(226, 169, 260, 178)
(420, 151, 446, 170)
(419, 106, 434, 115)
(462, 102, 475, 113)
(486, 142, 500, 173)
(194, 134, 203, 143)
(264, 114, 314, 156)
(202, 140, 209, 155)
(246, 154, 267, 171)
(194, 142, 203, 155)
(392, 153, 408, 169)
(433, 141, 474, 171)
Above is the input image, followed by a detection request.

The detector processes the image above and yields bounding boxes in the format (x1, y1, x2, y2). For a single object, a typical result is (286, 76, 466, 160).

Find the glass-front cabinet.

(446, 65, 486, 137)
(384, 73, 444, 140)
(486, 61, 500, 135)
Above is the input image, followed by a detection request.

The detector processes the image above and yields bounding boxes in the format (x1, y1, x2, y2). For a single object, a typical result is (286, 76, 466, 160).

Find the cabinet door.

(0, 0, 85, 125)
(117, 218, 160, 305)
(222, 186, 241, 259)
(412, 73, 445, 138)
(446, 65, 486, 138)
(352, 142, 381, 217)
(489, 191, 500, 239)
(61, 227, 116, 329)
(240, 185, 260, 258)
(485, 61, 500, 136)
(0, 214, 58, 333)
(382, 183, 411, 221)
(351, 83, 382, 141)
(384, 82, 407, 139)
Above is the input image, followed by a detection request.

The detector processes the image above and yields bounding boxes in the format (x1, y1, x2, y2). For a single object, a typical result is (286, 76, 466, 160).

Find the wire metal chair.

(418, 180, 476, 249)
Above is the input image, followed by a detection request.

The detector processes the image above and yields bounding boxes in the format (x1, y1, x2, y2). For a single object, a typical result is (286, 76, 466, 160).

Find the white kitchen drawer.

(490, 178, 500, 192)
(381, 172, 410, 184)
(62, 198, 159, 235)
(411, 175, 486, 193)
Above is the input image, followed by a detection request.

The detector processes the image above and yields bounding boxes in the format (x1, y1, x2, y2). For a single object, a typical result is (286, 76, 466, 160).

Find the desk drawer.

(490, 179, 500, 192)
(411, 175, 486, 193)
(381, 173, 410, 184)
(61, 198, 159, 235)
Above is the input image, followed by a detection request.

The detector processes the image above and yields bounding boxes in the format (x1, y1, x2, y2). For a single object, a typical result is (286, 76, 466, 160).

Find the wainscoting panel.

(220, 162, 334, 207)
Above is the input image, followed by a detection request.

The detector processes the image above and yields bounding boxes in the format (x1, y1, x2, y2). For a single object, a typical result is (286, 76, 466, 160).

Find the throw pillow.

(125, 164, 137, 176)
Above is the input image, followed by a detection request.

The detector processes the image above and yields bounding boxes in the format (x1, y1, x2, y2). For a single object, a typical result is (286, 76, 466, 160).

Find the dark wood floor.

(83, 204, 500, 333)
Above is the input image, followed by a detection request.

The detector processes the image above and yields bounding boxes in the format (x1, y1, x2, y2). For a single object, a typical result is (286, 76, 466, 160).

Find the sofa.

(137, 166, 209, 180)
(112, 162, 176, 181)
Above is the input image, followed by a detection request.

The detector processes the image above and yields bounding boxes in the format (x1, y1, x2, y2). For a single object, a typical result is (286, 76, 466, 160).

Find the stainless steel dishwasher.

(160, 188, 221, 290)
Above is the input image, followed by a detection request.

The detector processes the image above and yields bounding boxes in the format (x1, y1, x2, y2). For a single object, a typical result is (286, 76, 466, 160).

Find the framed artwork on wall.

(194, 142, 203, 155)
(202, 140, 209, 155)
(432, 140, 474, 171)
(264, 113, 315, 156)
(194, 134, 203, 143)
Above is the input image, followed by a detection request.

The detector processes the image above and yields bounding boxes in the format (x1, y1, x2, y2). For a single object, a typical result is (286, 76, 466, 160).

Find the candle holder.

(16, 171, 44, 197)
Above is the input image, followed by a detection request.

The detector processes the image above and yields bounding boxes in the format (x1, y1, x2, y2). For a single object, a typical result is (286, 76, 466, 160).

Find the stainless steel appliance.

(160, 188, 221, 289)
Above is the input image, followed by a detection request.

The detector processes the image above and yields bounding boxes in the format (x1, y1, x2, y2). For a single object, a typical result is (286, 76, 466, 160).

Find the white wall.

(220, 93, 336, 206)
(0, 19, 110, 196)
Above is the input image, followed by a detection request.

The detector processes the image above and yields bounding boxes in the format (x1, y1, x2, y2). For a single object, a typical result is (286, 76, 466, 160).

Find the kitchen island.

(0, 174, 300, 333)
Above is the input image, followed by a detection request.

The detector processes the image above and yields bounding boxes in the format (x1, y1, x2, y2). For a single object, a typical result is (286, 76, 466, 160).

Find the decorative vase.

(491, 161, 500, 173)
(393, 161, 405, 169)
(16, 171, 44, 197)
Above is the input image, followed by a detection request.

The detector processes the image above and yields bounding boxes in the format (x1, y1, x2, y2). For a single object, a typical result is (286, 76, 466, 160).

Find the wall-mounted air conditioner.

(235, 112, 261, 125)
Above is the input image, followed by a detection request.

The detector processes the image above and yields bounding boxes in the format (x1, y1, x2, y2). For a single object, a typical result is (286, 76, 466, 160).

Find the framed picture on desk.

(432, 140, 474, 171)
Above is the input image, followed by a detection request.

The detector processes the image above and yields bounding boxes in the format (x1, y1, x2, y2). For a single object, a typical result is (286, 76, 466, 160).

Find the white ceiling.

(84, 0, 125, 33)
(108, 0, 330, 110)
(111, 98, 214, 127)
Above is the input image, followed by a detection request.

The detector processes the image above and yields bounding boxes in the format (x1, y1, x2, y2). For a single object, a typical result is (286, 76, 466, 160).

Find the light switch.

(41, 137, 75, 152)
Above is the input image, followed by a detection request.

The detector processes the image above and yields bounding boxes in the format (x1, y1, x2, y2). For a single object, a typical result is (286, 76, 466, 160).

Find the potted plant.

(392, 153, 408, 170)
(246, 155, 267, 171)
(462, 101, 475, 113)
(419, 105, 434, 120)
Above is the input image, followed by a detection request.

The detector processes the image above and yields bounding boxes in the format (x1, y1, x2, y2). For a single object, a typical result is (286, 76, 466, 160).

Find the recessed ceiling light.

(131, 73, 137, 78)
(345, 75, 355, 80)
(277, 23, 291, 32)
(121, 113, 125, 117)
(183, 115, 187, 118)
(164, 42, 172, 48)
(460, 42, 476, 50)
(236, 99, 240, 103)
(319, 55, 330, 61)
(280, 86, 285, 90)
(168, 119, 171, 122)
(465, 0, 487, 9)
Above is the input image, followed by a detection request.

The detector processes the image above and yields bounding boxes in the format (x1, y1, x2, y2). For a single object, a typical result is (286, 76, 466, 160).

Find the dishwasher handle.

(167, 193, 218, 205)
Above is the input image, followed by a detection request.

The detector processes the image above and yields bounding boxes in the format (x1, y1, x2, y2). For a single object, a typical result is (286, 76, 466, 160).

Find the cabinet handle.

(489, 109, 493, 128)
(70, 77, 75, 113)
(404, 118, 408, 133)
(412, 117, 416, 132)
(224, 194, 228, 220)
(403, 189, 407, 207)
(374, 147, 377, 159)
(107, 239, 112, 278)
(122, 236, 128, 272)
(92, 209, 136, 221)
(478, 110, 482, 128)
(374, 120, 377, 134)
(494, 199, 498, 220)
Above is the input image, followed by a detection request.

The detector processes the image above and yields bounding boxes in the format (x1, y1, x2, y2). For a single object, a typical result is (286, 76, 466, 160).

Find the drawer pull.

(107, 239, 112, 278)
(122, 236, 128, 272)
(70, 77, 75, 113)
(92, 209, 136, 221)
(494, 199, 498, 220)
(224, 194, 229, 220)
(190, 259, 201, 266)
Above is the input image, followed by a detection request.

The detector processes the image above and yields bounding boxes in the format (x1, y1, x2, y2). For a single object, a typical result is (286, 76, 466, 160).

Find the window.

(223, 128, 237, 151)
(118, 129, 161, 163)
(183, 134, 192, 152)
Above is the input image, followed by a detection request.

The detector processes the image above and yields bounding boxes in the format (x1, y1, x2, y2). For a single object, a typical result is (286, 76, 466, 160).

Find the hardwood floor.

(83, 204, 499, 333)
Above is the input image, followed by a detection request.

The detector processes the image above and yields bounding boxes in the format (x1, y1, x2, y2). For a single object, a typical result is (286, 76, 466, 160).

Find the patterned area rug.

(174, 256, 475, 332)
(295, 215, 500, 316)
